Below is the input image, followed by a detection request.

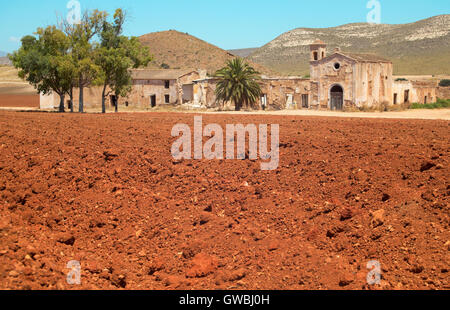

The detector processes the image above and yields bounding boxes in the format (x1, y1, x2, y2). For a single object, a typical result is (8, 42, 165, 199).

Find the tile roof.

(340, 52, 391, 63)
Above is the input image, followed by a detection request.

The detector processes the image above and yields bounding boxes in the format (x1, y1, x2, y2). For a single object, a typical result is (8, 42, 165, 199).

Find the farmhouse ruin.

(40, 40, 448, 111)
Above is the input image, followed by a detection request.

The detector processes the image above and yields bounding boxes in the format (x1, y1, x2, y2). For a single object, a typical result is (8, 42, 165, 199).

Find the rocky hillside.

(247, 15, 450, 76)
(139, 30, 275, 75)
(228, 48, 259, 58)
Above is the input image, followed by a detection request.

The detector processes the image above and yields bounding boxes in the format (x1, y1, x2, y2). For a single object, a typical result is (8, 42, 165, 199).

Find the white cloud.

(9, 36, 20, 43)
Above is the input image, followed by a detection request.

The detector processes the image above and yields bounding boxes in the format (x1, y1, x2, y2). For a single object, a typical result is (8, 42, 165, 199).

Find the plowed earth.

(0, 111, 448, 290)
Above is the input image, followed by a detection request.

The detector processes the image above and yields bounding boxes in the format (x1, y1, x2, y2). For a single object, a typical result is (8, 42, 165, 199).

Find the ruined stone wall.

(260, 79, 310, 110)
(176, 71, 201, 104)
(353, 62, 393, 108)
(127, 80, 178, 107)
(437, 87, 450, 100)
(393, 80, 438, 104)
(193, 79, 219, 108)
(193, 78, 311, 110)
(57, 79, 180, 110)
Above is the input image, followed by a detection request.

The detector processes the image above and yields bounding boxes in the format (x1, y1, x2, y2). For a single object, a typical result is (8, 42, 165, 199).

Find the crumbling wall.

(437, 87, 450, 100)
(260, 78, 310, 110)
(393, 80, 439, 104)
(353, 62, 393, 108)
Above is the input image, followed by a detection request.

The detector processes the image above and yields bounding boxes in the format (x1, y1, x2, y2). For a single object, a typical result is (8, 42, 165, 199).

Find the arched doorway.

(330, 85, 343, 110)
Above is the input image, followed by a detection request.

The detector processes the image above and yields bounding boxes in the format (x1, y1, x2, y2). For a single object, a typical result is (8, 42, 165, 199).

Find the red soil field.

(0, 94, 39, 108)
(0, 111, 448, 290)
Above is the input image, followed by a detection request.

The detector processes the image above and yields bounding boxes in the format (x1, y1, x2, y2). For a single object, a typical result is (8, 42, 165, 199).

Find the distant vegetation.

(410, 98, 450, 109)
(439, 79, 450, 87)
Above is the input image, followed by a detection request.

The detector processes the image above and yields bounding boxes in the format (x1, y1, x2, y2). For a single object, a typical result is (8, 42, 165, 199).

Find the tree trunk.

(79, 81, 84, 113)
(235, 101, 242, 111)
(69, 89, 74, 113)
(101, 84, 107, 114)
(115, 96, 118, 113)
(59, 94, 65, 113)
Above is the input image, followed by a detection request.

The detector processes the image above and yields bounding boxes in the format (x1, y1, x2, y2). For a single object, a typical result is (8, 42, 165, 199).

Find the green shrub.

(439, 79, 450, 87)
(410, 98, 450, 109)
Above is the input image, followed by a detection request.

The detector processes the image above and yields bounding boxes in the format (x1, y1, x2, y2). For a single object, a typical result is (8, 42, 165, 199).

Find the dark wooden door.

(331, 92, 343, 110)
(150, 95, 156, 107)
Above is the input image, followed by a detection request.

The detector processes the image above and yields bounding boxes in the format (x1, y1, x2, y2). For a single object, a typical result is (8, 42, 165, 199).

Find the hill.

(139, 30, 275, 75)
(247, 15, 450, 76)
(228, 48, 259, 58)
(0, 66, 36, 95)
(0, 57, 12, 65)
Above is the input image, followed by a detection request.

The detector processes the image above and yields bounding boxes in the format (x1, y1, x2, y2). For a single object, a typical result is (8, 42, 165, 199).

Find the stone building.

(40, 40, 448, 111)
(129, 69, 204, 107)
(192, 40, 448, 110)
(309, 40, 394, 110)
(40, 69, 205, 110)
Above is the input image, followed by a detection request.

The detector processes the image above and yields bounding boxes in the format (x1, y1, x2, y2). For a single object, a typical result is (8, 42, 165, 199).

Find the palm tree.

(214, 58, 262, 111)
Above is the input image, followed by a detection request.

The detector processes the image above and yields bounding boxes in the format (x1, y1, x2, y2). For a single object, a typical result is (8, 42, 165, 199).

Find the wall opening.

(393, 93, 398, 105)
(313, 52, 318, 61)
(302, 94, 309, 108)
(165, 95, 170, 104)
(182, 84, 194, 103)
(261, 94, 267, 110)
(404, 90, 410, 103)
(110, 95, 117, 108)
(164, 80, 170, 89)
(330, 85, 344, 111)
(150, 95, 156, 107)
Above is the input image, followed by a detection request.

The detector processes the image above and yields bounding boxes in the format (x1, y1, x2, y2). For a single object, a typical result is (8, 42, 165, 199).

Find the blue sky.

(0, 0, 449, 53)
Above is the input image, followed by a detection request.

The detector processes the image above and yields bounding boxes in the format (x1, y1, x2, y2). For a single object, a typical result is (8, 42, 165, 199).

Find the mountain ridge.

(247, 15, 450, 76)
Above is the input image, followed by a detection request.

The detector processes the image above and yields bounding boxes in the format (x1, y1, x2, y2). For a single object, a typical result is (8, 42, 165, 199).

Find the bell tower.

(310, 39, 327, 62)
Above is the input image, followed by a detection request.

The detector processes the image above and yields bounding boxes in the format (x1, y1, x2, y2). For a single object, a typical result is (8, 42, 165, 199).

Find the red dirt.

(0, 94, 39, 108)
(0, 111, 448, 290)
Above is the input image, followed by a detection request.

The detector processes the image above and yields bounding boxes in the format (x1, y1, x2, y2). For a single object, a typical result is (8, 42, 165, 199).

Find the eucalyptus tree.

(10, 26, 75, 112)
